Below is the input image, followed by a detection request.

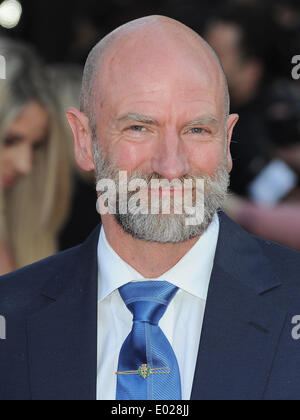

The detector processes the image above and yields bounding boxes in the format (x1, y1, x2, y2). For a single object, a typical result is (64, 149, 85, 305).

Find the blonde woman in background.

(0, 38, 71, 275)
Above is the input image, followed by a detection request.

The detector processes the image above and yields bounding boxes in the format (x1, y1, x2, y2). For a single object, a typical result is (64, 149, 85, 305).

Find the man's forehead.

(96, 47, 223, 117)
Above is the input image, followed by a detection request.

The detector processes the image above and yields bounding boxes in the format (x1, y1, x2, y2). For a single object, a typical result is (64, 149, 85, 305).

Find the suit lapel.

(26, 226, 100, 400)
(191, 212, 286, 400)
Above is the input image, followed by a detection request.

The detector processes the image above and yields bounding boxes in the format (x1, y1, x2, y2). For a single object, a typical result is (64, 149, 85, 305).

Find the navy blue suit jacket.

(0, 212, 300, 400)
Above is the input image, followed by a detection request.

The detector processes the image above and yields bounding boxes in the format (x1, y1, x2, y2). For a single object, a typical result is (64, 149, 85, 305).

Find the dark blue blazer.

(0, 212, 300, 400)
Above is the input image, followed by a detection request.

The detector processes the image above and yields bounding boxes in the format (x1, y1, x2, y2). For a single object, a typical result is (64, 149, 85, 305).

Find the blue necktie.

(116, 281, 182, 400)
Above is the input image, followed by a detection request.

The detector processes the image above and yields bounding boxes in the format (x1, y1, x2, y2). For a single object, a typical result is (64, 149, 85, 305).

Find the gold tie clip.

(116, 364, 170, 379)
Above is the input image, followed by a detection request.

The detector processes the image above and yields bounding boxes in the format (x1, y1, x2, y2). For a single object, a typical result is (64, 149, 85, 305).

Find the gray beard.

(93, 141, 229, 243)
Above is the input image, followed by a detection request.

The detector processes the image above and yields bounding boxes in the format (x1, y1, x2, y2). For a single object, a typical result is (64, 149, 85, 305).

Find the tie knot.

(119, 281, 178, 325)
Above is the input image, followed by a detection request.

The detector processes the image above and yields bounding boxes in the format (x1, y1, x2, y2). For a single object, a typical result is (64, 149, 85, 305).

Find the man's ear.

(66, 107, 95, 172)
(226, 113, 239, 173)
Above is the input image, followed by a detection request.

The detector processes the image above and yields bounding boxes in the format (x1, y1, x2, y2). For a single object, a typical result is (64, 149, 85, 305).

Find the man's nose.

(14, 148, 33, 176)
(151, 132, 190, 180)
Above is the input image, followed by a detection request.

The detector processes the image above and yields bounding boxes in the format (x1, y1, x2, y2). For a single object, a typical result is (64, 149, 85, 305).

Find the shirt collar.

(98, 213, 220, 302)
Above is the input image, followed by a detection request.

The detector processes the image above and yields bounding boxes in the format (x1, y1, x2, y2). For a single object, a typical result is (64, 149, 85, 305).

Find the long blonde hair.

(0, 38, 71, 268)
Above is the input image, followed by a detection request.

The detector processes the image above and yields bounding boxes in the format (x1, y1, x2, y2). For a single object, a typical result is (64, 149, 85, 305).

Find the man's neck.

(101, 215, 201, 278)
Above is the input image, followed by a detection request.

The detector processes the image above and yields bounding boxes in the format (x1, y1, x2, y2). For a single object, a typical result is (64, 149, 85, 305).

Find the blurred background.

(0, 0, 300, 274)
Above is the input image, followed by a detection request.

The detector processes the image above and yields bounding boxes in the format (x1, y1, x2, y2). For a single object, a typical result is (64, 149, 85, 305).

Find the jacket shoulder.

(0, 223, 100, 314)
(218, 212, 300, 295)
(257, 236, 300, 276)
(0, 245, 82, 308)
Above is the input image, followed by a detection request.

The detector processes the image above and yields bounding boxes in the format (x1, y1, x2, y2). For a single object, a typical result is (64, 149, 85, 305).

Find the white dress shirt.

(97, 214, 220, 400)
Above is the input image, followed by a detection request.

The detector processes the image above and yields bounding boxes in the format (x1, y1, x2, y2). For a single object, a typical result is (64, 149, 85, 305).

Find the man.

(0, 16, 299, 401)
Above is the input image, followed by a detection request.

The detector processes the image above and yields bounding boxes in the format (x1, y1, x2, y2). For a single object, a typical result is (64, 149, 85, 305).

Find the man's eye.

(189, 127, 205, 134)
(129, 125, 147, 132)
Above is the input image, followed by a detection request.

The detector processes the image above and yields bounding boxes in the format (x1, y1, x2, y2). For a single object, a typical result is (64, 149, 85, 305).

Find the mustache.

(126, 172, 208, 189)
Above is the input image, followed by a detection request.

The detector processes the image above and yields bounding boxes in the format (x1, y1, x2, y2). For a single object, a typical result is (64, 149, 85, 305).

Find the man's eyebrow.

(117, 113, 159, 125)
(185, 115, 220, 127)
(117, 113, 220, 127)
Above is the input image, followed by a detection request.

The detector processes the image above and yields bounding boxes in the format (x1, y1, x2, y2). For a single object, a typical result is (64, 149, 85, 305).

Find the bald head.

(80, 15, 230, 127)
